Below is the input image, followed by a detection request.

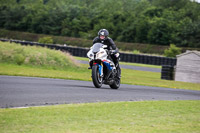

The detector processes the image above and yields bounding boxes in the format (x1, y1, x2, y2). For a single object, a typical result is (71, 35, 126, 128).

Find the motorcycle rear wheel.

(109, 67, 121, 89)
(92, 65, 102, 88)
(109, 78, 120, 89)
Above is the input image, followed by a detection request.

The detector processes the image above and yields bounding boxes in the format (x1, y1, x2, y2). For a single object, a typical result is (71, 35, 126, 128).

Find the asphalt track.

(0, 75, 200, 108)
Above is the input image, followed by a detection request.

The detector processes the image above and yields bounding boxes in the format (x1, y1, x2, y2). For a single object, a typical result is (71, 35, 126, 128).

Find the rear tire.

(92, 65, 102, 88)
(110, 67, 121, 89)
(109, 78, 120, 89)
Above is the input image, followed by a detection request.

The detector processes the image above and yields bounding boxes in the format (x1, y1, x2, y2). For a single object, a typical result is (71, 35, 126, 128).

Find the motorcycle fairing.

(102, 59, 113, 71)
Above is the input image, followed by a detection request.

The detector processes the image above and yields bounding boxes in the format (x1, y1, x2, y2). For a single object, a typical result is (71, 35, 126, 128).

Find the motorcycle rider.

(93, 29, 121, 78)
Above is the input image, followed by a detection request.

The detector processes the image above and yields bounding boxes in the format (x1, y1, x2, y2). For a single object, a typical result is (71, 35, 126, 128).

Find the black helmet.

(98, 29, 109, 40)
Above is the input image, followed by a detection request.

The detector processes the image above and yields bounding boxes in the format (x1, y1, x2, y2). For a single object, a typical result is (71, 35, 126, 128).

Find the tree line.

(0, 0, 200, 48)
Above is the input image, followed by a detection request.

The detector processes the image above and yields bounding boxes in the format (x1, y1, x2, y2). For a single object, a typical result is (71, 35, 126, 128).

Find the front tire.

(92, 65, 102, 88)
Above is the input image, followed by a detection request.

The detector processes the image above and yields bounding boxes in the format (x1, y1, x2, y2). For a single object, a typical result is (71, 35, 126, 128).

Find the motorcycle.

(87, 43, 121, 89)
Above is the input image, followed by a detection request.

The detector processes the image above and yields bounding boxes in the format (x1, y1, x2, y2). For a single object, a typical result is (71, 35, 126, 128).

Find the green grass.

(121, 68, 200, 90)
(0, 41, 79, 70)
(75, 56, 161, 69)
(0, 63, 90, 81)
(0, 100, 200, 133)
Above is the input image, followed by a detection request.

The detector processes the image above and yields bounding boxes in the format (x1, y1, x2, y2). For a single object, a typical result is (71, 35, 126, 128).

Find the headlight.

(87, 51, 94, 58)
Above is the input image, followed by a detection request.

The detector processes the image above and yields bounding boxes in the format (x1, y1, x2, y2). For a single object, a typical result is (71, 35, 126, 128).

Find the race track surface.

(0, 75, 199, 108)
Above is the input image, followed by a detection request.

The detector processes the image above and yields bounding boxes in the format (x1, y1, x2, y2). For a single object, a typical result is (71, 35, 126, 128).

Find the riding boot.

(115, 61, 121, 78)
(116, 65, 121, 78)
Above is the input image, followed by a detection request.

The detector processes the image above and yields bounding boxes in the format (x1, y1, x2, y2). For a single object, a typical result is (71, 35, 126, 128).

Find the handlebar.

(106, 50, 118, 55)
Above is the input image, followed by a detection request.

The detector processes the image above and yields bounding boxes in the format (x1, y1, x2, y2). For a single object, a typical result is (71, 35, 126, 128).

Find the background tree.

(0, 0, 200, 48)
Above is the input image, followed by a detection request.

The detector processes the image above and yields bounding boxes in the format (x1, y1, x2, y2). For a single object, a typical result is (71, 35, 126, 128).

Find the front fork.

(93, 63, 103, 77)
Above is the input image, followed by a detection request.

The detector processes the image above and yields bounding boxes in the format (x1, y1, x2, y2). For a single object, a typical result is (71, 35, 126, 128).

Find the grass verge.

(0, 63, 200, 91)
(0, 63, 90, 81)
(0, 41, 79, 70)
(75, 56, 161, 69)
(0, 100, 200, 133)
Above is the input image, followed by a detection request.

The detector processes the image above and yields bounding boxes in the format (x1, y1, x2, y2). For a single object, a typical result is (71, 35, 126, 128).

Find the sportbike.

(87, 43, 120, 89)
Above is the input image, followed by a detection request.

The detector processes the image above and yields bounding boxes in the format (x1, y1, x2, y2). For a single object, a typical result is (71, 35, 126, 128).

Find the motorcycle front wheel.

(92, 65, 102, 88)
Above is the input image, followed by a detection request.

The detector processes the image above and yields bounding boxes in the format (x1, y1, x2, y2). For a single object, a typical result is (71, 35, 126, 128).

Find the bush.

(38, 37, 53, 44)
(133, 50, 140, 54)
(164, 44, 181, 57)
(14, 54, 25, 65)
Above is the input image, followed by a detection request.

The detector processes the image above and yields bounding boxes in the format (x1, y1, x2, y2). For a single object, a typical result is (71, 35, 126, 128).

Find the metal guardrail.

(120, 53, 176, 66)
(0, 38, 176, 80)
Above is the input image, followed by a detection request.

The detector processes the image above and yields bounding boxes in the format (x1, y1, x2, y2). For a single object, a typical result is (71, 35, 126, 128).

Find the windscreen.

(92, 43, 103, 53)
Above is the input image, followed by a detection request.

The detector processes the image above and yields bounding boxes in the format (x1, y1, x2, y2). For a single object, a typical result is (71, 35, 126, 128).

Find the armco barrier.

(119, 52, 176, 66)
(0, 38, 176, 80)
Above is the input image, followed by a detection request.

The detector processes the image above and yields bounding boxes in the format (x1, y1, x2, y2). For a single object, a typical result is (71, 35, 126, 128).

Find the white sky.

(193, 0, 200, 3)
